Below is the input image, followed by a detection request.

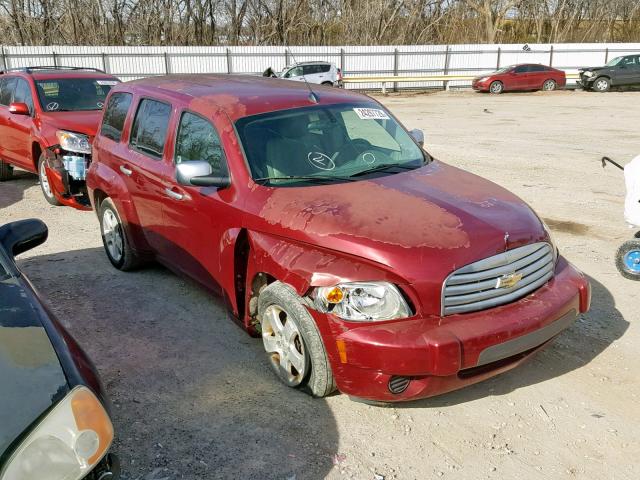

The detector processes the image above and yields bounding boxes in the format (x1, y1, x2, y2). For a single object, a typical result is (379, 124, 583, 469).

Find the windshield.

(606, 57, 623, 67)
(35, 78, 118, 112)
(494, 66, 513, 74)
(236, 103, 426, 186)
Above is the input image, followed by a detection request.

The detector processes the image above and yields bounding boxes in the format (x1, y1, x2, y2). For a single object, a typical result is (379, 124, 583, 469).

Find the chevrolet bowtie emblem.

(496, 272, 523, 289)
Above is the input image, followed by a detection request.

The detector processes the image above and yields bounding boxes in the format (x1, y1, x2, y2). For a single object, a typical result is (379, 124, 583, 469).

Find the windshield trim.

(234, 101, 429, 188)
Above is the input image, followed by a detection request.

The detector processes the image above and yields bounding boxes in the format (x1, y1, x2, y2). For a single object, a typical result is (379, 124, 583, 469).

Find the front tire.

(258, 282, 336, 397)
(542, 79, 557, 91)
(489, 81, 504, 94)
(38, 155, 62, 206)
(99, 197, 142, 271)
(616, 240, 640, 281)
(0, 160, 13, 181)
(593, 77, 611, 92)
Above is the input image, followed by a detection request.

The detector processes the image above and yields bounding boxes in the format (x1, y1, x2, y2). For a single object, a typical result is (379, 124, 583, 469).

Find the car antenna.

(286, 48, 319, 104)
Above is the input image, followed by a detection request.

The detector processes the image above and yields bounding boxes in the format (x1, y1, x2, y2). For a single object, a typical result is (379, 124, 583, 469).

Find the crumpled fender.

(246, 230, 410, 297)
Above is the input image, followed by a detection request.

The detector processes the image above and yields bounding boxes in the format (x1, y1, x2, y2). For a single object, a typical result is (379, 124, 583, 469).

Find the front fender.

(246, 230, 409, 296)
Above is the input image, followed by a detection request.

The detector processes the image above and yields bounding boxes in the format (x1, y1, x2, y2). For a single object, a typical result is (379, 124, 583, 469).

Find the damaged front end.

(43, 138, 93, 211)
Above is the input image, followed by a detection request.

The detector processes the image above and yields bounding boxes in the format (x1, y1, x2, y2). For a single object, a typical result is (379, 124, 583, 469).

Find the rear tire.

(489, 81, 504, 94)
(542, 79, 557, 91)
(593, 77, 611, 92)
(99, 197, 142, 271)
(258, 281, 336, 398)
(0, 160, 13, 181)
(616, 240, 640, 281)
(38, 154, 62, 206)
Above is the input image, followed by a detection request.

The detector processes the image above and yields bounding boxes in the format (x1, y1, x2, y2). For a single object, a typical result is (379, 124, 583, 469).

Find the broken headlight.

(56, 131, 91, 155)
(313, 282, 411, 321)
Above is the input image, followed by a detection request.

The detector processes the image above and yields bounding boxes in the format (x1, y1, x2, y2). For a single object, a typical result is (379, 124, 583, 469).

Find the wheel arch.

(31, 141, 43, 172)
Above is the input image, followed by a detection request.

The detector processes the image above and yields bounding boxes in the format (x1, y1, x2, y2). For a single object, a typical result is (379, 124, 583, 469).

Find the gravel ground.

(1, 89, 639, 480)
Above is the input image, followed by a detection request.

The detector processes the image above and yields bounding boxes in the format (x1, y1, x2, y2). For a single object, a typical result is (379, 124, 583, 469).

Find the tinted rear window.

(130, 99, 172, 159)
(101, 93, 132, 142)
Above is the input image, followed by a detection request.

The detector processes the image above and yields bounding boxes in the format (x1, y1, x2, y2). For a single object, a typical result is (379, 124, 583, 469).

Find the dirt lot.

(1, 90, 639, 480)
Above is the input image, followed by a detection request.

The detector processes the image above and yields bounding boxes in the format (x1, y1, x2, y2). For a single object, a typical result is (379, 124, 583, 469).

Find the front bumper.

(472, 80, 490, 92)
(310, 257, 590, 402)
(43, 147, 92, 211)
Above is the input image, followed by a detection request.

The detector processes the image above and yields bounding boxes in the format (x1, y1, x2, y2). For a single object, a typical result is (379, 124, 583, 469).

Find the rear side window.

(175, 112, 227, 176)
(101, 93, 132, 142)
(13, 79, 34, 113)
(130, 99, 172, 159)
(0, 77, 17, 106)
(529, 65, 546, 72)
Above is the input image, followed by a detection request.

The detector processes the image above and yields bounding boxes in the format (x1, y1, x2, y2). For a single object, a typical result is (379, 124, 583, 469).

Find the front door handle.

(164, 188, 184, 201)
(119, 165, 132, 176)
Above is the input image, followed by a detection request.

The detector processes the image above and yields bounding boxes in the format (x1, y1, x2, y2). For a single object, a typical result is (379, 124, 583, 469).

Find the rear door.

(0, 77, 18, 163)
(121, 97, 175, 253)
(3, 78, 36, 170)
(528, 64, 547, 89)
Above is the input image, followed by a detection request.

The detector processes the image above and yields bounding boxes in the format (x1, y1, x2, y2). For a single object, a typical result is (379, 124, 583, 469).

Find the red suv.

(87, 75, 590, 403)
(472, 63, 567, 94)
(0, 66, 120, 209)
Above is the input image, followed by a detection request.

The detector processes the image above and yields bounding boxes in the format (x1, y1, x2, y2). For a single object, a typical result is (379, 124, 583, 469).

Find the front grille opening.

(388, 375, 411, 394)
(457, 347, 538, 379)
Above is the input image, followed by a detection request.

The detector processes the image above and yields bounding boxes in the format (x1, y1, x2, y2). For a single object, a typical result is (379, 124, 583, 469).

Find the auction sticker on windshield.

(354, 108, 390, 120)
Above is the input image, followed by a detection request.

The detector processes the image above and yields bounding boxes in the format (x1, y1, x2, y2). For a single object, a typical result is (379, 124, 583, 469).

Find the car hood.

(580, 66, 607, 73)
(39, 110, 102, 138)
(253, 161, 547, 287)
(0, 277, 68, 460)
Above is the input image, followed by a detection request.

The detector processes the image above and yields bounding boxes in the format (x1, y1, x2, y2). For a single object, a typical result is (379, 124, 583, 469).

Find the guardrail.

(343, 73, 581, 93)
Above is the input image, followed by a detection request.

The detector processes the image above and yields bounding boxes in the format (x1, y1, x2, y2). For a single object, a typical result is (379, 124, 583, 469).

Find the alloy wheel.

(39, 160, 53, 198)
(102, 209, 124, 262)
(261, 304, 307, 386)
(543, 80, 556, 91)
(595, 79, 609, 92)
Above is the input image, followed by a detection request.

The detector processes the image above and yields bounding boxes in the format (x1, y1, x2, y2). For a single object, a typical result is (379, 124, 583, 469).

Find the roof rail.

(0, 66, 106, 75)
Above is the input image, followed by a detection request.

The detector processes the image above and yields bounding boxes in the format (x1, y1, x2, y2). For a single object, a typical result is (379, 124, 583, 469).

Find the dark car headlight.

(0, 386, 114, 480)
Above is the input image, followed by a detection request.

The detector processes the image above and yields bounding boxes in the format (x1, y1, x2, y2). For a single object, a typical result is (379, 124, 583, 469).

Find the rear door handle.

(119, 165, 132, 176)
(164, 188, 184, 201)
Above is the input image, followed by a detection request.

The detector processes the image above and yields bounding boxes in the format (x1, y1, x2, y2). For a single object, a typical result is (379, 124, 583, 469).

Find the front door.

(511, 65, 533, 90)
(157, 110, 232, 293)
(617, 55, 640, 86)
(3, 78, 36, 170)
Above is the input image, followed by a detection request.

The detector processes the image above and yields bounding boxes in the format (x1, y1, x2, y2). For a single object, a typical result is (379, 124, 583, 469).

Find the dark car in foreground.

(0, 66, 120, 209)
(0, 220, 118, 479)
(88, 75, 590, 403)
(578, 54, 640, 92)
(472, 64, 566, 94)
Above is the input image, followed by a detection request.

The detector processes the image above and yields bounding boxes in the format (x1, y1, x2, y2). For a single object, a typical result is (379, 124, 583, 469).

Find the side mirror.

(176, 161, 231, 188)
(409, 129, 425, 147)
(0, 219, 48, 259)
(9, 102, 30, 116)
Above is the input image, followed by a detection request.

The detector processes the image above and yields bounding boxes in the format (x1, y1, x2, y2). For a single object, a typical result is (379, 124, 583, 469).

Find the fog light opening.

(388, 375, 411, 394)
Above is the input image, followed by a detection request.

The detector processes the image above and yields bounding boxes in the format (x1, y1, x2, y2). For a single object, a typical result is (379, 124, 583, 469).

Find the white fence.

(1, 43, 640, 89)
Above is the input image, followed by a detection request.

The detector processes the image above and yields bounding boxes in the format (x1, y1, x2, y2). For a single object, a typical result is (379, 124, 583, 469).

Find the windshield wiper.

(347, 163, 419, 178)
(254, 175, 355, 185)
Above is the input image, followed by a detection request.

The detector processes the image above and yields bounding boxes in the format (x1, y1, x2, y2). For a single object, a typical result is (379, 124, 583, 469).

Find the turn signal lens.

(325, 286, 344, 304)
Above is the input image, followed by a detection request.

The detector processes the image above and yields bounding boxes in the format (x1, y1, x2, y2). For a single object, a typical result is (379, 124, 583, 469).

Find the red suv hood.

(253, 161, 547, 287)
(39, 111, 102, 138)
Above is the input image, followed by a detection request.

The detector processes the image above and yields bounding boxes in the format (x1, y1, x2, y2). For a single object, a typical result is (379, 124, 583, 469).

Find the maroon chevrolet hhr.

(87, 75, 591, 403)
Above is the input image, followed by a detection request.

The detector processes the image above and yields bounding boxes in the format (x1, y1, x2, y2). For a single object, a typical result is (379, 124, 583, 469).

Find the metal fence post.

(0, 46, 6, 71)
(549, 45, 554, 66)
(393, 48, 399, 92)
(496, 47, 501, 70)
(285, 49, 291, 66)
(164, 52, 171, 74)
(101, 52, 110, 73)
(443, 45, 451, 91)
(605, 48, 609, 63)
(226, 48, 233, 74)
(340, 48, 345, 74)
(52, 51, 58, 67)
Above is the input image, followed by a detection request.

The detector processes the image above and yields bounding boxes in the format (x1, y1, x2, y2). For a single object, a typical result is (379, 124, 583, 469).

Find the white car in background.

(279, 62, 343, 87)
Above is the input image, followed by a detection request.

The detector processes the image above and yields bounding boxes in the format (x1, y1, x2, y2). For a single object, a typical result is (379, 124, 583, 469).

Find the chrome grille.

(442, 242, 555, 316)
